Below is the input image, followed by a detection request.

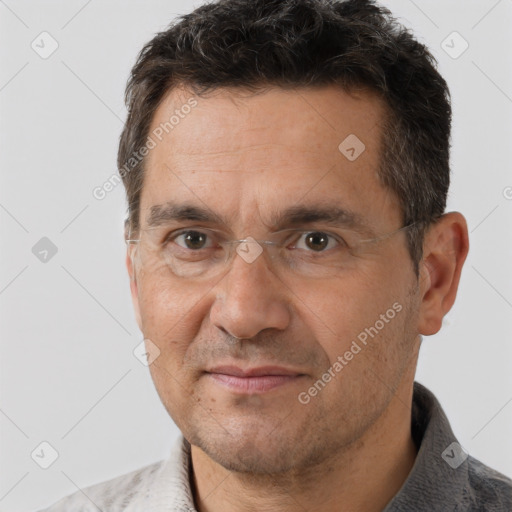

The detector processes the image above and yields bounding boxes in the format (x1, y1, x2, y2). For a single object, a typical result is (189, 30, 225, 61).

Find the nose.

(209, 243, 291, 339)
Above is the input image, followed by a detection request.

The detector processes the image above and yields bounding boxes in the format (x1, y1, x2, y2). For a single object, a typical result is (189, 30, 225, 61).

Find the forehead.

(140, 84, 401, 231)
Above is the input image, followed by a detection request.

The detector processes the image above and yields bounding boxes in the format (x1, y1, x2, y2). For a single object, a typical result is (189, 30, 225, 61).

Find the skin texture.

(126, 84, 469, 512)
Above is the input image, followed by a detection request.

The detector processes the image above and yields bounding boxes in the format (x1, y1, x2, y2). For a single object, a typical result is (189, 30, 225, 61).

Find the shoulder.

(462, 455, 512, 511)
(38, 459, 165, 512)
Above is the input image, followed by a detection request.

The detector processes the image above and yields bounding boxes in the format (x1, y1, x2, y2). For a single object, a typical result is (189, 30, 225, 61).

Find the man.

(40, 0, 512, 510)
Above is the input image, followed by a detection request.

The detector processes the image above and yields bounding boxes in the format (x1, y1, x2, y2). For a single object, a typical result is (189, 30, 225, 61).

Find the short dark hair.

(118, 0, 452, 277)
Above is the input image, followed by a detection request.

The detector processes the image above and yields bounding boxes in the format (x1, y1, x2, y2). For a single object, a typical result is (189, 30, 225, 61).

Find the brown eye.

(305, 232, 329, 251)
(294, 232, 339, 252)
(174, 230, 212, 250)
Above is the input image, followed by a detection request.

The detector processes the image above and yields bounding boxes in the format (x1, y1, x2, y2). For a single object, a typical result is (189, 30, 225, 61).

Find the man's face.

(128, 85, 423, 474)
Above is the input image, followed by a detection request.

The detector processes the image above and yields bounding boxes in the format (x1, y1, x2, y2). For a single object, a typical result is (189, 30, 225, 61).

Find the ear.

(417, 212, 469, 336)
(125, 224, 143, 332)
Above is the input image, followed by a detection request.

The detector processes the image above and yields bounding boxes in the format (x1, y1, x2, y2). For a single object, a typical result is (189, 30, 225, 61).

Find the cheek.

(138, 267, 196, 326)
(295, 275, 416, 413)
(136, 275, 201, 360)
(294, 270, 404, 357)
(138, 277, 204, 421)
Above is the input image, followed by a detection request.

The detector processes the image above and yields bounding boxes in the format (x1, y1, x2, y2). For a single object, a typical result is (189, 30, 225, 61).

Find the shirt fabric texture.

(39, 382, 512, 511)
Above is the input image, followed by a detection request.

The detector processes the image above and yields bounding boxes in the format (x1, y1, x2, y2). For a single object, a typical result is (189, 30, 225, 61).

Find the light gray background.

(1, 1, 511, 510)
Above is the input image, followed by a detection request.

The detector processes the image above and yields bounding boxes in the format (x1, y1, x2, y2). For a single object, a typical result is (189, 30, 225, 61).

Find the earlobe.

(417, 212, 469, 336)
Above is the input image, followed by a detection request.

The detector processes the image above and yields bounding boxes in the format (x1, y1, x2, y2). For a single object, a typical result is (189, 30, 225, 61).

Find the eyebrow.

(145, 201, 376, 237)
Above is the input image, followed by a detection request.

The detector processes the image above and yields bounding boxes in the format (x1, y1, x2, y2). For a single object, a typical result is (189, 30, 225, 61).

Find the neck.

(189, 381, 418, 512)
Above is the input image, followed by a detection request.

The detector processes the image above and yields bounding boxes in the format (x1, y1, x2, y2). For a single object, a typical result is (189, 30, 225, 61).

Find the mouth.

(205, 365, 307, 393)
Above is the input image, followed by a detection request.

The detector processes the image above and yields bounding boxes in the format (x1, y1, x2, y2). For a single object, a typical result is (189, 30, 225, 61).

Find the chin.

(195, 433, 302, 474)
(186, 413, 334, 476)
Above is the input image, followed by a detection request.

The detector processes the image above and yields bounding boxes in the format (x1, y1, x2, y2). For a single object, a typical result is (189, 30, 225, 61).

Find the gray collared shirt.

(39, 382, 512, 511)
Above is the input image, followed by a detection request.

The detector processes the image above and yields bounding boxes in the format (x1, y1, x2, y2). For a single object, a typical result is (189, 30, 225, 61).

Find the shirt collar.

(383, 381, 470, 510)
